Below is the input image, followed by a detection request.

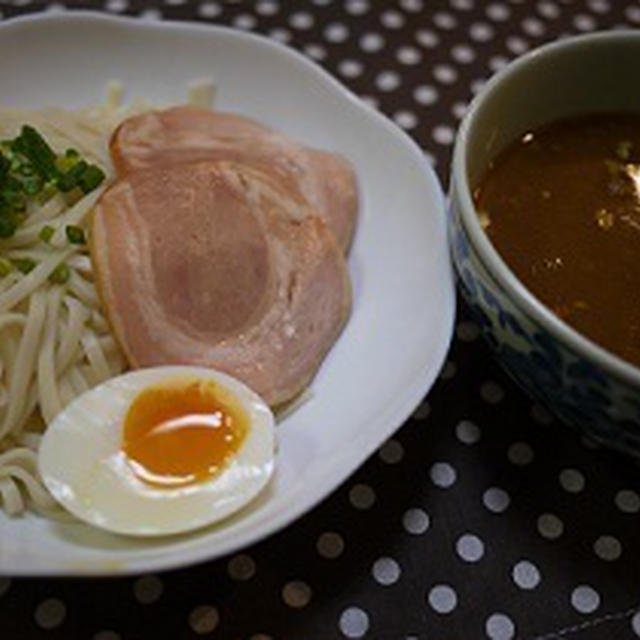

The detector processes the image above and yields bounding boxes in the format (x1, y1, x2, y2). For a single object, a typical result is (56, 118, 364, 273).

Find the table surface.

(1, 1, 640, 639)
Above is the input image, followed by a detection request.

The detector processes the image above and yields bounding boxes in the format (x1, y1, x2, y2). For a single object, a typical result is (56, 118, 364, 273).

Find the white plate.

(0, 12, 455, 576)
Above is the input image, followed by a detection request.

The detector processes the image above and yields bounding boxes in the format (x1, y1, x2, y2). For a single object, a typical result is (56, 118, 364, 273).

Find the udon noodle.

(0, 83, 212, 516)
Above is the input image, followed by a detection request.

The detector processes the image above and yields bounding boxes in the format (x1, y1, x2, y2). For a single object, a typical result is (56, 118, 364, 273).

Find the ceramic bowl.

(449, 31, 640, 458)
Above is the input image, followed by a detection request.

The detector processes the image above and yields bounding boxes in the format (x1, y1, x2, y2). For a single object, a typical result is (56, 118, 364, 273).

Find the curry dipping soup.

(474, 113, 640, 367)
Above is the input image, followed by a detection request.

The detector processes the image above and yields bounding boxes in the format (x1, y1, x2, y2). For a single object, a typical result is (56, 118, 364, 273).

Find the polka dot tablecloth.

(2, 1, 640, 638)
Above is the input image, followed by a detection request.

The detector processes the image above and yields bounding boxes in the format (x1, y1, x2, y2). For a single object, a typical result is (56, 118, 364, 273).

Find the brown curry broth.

(474, 114, 640, 367)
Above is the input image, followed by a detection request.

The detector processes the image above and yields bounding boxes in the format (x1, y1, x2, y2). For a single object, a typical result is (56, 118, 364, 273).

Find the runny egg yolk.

(121, 378, 248, 488)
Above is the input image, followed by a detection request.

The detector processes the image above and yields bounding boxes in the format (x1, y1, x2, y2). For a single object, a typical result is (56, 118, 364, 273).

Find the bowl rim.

(451, 29, 640, 389)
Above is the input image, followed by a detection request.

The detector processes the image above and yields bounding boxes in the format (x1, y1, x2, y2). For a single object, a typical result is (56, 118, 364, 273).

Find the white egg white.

(37, 366, 275, 536)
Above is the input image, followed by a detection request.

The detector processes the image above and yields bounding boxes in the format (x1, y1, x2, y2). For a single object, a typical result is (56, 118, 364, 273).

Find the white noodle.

(0, 87, 215, 517)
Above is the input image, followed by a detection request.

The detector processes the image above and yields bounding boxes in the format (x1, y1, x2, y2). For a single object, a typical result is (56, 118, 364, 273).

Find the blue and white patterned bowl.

(448, 31, 640, 459)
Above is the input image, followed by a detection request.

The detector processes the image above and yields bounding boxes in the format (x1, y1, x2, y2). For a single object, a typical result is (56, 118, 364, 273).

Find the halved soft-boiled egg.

(38, 366, 275, 536)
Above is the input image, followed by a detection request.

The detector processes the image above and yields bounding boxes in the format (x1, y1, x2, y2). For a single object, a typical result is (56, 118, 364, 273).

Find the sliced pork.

(110, 106, 358, 252)
(91, 161, 351, 406)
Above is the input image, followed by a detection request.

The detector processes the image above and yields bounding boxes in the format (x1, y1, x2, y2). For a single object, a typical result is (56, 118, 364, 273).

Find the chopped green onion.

(57, 161, 88, 192)
(49, 262, 70, 284)
(0, 258, 12, 277)
(10, 126, 58, 180)
(65, 225, 85, 244)
(39, 225, 55, 243)
(78, 165, 105, 193)
(12, 257, 36, 274)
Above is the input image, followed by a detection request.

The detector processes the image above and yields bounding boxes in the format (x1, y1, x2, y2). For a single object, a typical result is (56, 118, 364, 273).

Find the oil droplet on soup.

(121, 378, 249, 487)
(474, 113, 640, 366)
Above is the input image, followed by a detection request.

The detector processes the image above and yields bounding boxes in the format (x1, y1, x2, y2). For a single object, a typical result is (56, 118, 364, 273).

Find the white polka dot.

(282, 581, 312, 608)
(486, 613, 516, 640)
(415, 28, 439, 48)
(456, 533, 485, 562)
(507, 442, 534, 465)
(0, 578, 10, 597)
(104, 0, 128, 12)
(375, 70, 401, 91)
(189, 606, 219, 634)
(349, 483, 376, 509)
(289, 11, 314, 29)
(469, 21, 495, 41)
(537, 1, 561, 19)
(573, 13, 596, 31)
(305, 44, 327, 60)
(521, 16, 546, 37)
(506, 35, 529, 54)
(324, 22, 349, 43)
(433, 11, 457, 29)
(403, 508, 430, 534)
(139, 7, 162, 19)
(400, 0, 424, 11)
(249, 634, 272, 640)
(486, 3, 510, 20)
(424, 150, 436, 167)
(164, 0, 186, 4)
(317, 532, 345, 559)
(537, 513, 564, 539)
(394, 111, 419, 130)
(413, 399, 431, 419)
(488, 55, 509, 72)
(93, 631, 120, 640)
(345, 0, 370, 14)
(559, 469, 585, 493)
(359, 95, 379, 110)
(255, 0, 278, 16)
(483, 487, 510, 513)
(378, 439, 404, 464)
(512, 560, 541, 590)
(455, 420, 481, 444)
(457, 320, 480, 341)
(339, 607, 370, 638)
(338, 60, 364, 78)
(360, 32, 385, 52)
(481, 381, 505, 404)
(452, 101, 468, 119)
(227, 554, 256, 581)
(380, 10, 405, 28)
(587, 0, 610, 13)
(430, 462, 457, 488)
(372, 557, 401, 585)
(45, 3, 66, 12)
(198, 2, 221, 18)
(530, 403, 554, 424)
(413, 84, 439, 106)
(396, 46, 422, 65)
(233, 13, 257, 29)
(615, 489, 640, 513)
(433, 63, 458, 84)
(133, 575, 163, 604)
(470, 78, 488, 95)
(432, 124, 455, 145)
(451, 0, 474, 8)
(571, 585, 600, 614)
(451, 43, 476, 64)
(270, 28, 291, 43)
(594, 535, 622, 561)
(34, 599, 66, 630)
(632, 611, 640, 636)
(626, 6, 640, 23)
(428, 585, 458, 614)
